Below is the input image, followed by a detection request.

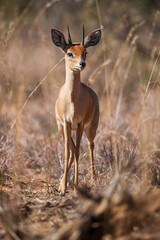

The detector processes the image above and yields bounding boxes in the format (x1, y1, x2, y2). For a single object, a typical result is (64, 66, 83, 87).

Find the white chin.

(72, 68, 81, 72)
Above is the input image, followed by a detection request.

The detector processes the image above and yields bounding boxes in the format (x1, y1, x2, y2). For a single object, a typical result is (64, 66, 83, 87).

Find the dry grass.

(0, 0, 160, 239)
(52, 179, 160, 240)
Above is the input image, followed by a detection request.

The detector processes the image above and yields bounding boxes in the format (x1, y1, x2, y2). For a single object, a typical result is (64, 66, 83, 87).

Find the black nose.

(80, 62, 86, 68)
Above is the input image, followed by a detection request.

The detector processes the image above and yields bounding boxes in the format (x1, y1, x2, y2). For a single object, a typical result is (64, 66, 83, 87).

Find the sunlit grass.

(0, 0, 160, 239)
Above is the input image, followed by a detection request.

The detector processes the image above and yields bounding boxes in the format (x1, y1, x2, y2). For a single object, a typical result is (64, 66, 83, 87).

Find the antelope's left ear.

(84, 29, 101, 48)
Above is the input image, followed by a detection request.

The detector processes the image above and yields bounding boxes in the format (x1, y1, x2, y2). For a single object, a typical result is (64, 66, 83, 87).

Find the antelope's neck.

(65, 66, 81, 101)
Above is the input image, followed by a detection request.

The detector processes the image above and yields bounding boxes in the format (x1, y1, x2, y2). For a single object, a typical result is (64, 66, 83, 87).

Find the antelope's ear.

(51, 29, 67, 52)
(84, 29, 101, 48)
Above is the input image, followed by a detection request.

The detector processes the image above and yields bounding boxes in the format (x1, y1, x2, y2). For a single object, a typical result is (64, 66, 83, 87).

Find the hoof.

(58, 186, 67, 196)
(59, 191, 65, 196)
(58, 178, 67, 196)
(58, 189, 66, 196)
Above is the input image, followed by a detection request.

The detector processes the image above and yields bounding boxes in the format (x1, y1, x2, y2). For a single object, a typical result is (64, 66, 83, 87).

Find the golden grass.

(0, 1, 160, 239)
(135, 50, 160, 137)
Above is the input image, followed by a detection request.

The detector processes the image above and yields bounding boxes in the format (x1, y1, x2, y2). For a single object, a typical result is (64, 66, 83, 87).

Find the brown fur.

(56, 44, 99, 195)
(51, 27, 101, 195)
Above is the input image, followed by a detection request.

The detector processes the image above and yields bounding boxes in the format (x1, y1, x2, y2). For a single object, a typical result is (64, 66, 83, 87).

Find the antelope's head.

(51, 25, 101, 72)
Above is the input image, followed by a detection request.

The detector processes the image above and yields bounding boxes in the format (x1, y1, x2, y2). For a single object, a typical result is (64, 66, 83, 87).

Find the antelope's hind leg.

(85, 126, 97, 184)
(88, 140, 95, 183)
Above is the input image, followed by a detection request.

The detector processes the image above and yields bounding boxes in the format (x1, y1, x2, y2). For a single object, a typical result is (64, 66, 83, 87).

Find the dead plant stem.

(10, 57, 65, 131)
(135, 50, 160, 137)
(95, 0, 111, 116)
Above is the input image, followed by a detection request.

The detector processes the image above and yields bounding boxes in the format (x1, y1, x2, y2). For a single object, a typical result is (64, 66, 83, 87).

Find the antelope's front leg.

(75, 123, 84, 192)
(59, 121, 71, 195)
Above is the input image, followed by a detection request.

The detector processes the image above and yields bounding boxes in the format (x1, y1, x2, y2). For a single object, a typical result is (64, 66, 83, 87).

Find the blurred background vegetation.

(0, 0, 160, 172)
(0, 0, 160, 116)
(0, 1, 160, 239)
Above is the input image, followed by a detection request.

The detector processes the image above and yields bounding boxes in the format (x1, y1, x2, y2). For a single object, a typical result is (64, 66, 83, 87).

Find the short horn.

(67, 25, 72, 44)
(81, 24, 85, 45)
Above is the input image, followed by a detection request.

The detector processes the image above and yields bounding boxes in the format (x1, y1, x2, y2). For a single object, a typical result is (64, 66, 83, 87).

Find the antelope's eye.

(67, 52, 74, 58)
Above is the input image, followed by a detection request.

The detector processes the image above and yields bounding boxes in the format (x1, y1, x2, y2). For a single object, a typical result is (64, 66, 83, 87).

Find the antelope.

(51, 25, 101, 195)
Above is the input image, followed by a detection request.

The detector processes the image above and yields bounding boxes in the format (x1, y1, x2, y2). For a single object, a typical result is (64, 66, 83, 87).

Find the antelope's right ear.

(51, 29, 67, 52)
